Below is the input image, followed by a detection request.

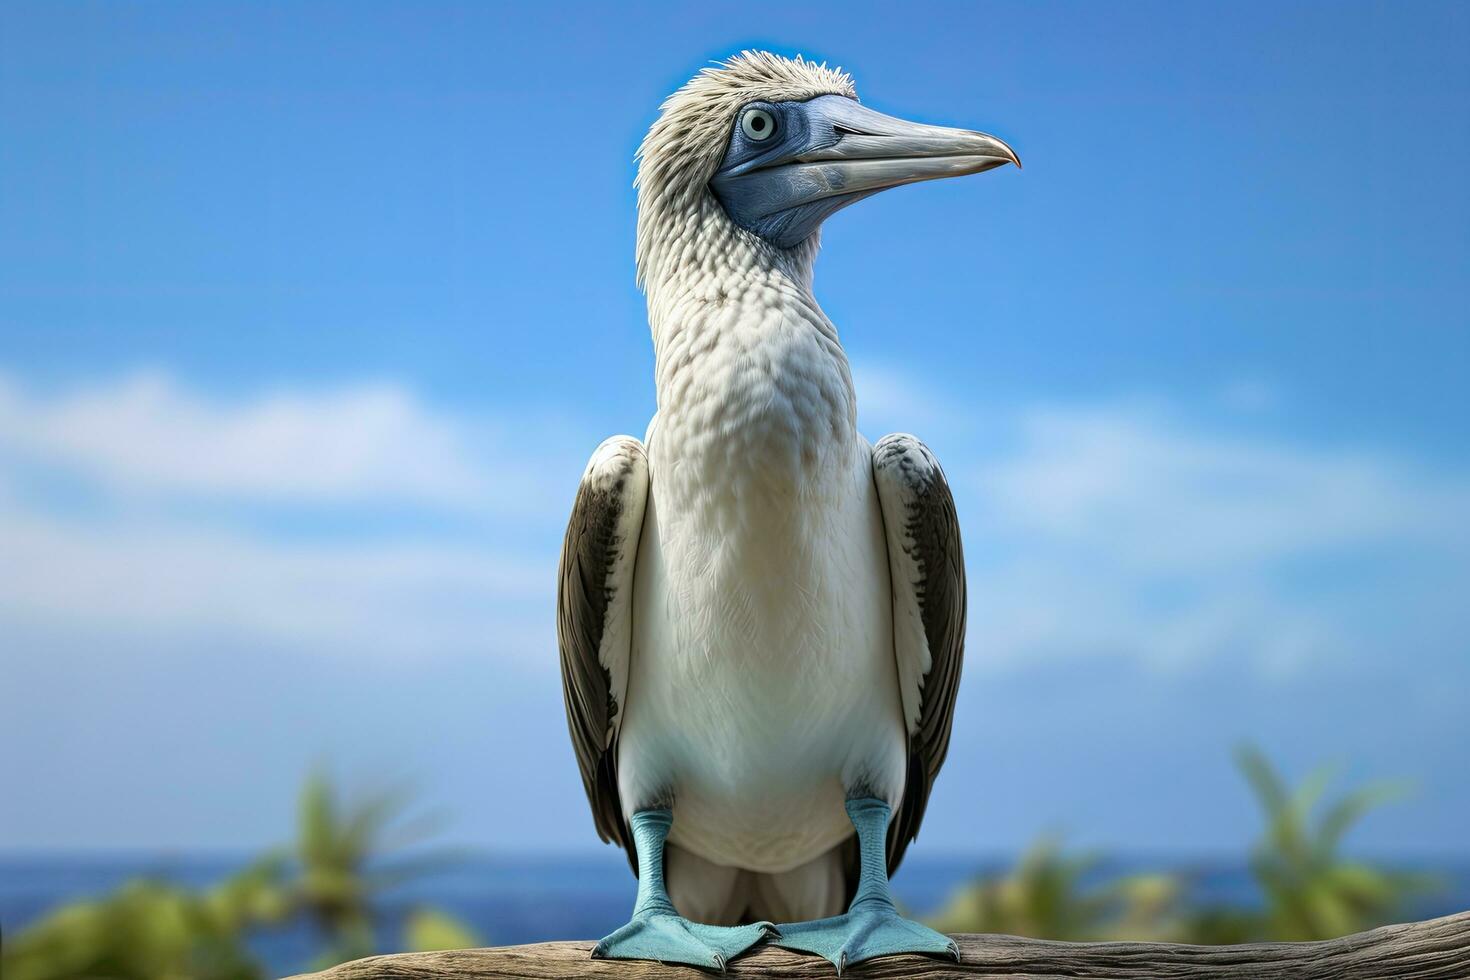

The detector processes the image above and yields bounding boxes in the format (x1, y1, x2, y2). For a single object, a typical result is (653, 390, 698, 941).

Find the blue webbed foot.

(594, 808, 776, 970)
(594, 913, 776, 970)
(774, 905, 957, 974)
(774, 797, 959, 974)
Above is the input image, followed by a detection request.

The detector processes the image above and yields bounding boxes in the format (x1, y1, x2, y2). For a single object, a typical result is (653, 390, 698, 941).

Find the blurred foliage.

(928, 837, 1188, 941)
(404, 907, 482, 952)
(930, 742, 1438, 944)
(2, 773, 478, 980)
(1, 857, 286, 980)
(1232, 744, 1435, 941)
(0, 747, 1442, 978)
(292, 771, 468, 968)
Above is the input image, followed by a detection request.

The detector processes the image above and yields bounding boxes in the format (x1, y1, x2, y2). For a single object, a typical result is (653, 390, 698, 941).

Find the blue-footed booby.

(558, 52, 1017, 972)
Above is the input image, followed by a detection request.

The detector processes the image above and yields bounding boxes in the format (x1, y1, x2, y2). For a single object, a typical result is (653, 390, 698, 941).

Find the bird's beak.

(712, 95, 1019, 248)
(787, 98, 1020, 195)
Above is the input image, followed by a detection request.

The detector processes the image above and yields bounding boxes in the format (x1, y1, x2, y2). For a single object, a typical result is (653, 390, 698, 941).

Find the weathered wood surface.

(289, 910, 1470, 979)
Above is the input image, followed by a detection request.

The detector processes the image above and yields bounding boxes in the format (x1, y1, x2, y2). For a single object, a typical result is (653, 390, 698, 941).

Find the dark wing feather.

(557, 436, 649, 870)
(872, 434, 967, 875)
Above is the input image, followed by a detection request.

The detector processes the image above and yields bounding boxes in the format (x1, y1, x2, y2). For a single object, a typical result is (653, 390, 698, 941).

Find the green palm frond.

(1234, 742, 1435, 941)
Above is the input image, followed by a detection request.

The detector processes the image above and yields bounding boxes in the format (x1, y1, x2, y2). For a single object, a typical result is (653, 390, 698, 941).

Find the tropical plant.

(289, 770, 474, 967)
(930, 745, 1437, 945)
(2, 773, 480, 978)
(1232, 743, 1433, 941)
(0, 856, 287, 980)
(927, 836, 1189, 941)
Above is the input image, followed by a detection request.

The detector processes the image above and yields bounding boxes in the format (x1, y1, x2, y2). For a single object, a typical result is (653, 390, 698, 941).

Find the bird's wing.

(872, 433, 967, 874)
(557, 435, 650, 867)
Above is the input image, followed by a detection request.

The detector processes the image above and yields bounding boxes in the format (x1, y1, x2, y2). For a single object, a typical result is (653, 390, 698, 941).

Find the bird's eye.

(740, 108, 777, 142)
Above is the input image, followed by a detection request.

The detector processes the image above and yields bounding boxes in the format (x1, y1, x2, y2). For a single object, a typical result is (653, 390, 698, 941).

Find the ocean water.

(2, 852, 1466, 978)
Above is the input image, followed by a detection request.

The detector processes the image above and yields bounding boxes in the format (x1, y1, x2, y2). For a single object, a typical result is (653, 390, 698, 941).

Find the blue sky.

(1, 1, 1467, 858)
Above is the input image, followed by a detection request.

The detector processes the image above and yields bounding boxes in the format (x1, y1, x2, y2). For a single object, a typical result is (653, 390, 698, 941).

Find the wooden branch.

(288, 910, 1470, 980)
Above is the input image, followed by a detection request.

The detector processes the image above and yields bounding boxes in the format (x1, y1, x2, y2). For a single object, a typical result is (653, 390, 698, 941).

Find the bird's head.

(635, 51, 1018, 289)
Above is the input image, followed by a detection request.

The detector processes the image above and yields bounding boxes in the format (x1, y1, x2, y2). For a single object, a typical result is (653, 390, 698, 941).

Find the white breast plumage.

(618, 294, 907, 872)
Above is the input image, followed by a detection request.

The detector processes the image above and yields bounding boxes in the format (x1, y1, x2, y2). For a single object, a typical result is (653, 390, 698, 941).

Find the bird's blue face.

(711, 94, 1019, 249)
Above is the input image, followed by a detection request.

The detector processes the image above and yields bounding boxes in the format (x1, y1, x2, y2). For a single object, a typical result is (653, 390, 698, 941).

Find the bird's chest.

(646, 296, 870, 637)
(653, 304, 854, 522)
(620, 291, 908, 869)
(648, 387, 866, 683)
(648, 309, 861, 625)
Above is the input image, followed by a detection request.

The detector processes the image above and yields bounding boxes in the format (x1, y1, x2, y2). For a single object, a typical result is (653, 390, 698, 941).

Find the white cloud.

(963, 403, 1470, 675)
(0, 369, 577, 664)
(974, 405, 1464, 570)
(0, 369, 570, 514)
(851, 362, 963, 442)
(0, 508, 554, 662)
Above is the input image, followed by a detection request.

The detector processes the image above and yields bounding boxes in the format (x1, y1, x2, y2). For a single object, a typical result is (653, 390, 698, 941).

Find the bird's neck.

(641, 201, 859, 462)
(643, 200, 845, 381)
